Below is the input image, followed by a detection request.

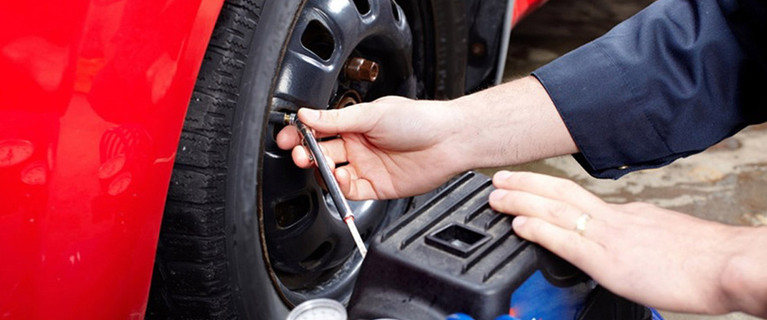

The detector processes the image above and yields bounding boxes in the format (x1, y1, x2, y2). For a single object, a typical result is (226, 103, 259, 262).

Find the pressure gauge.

(286, 298, 347, 320)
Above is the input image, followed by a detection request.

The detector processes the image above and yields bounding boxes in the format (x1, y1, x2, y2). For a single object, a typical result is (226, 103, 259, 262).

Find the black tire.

(146, 0, 468, 319)
(413, 0, 468, 99)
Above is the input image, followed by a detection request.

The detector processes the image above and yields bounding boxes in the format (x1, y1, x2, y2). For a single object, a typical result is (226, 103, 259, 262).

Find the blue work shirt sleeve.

(532, 0, 767, 179)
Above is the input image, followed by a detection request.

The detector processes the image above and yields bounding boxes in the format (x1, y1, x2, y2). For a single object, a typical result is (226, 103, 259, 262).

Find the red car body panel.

(0, 0, 223, 318)
(513, 0, 548, 25)
(0, 0, 545, 318)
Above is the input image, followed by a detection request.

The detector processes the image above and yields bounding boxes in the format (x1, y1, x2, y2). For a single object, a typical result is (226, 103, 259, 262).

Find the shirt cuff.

(532, 41, 674, 179)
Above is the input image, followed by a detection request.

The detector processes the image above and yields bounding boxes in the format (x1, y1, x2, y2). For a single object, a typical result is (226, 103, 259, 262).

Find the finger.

(316, 139, 348, 165)
(491, 189, 609, 239)
(276, 119, 338, 143)
(291, 146, 313, 168)
(298, 104, 380, 136)
(323, 154, 336, 170)
(290, 138, 348, 169)
(276, 125, 302, 150)
(489, 189, 584, 231)
(335, 165, 378, 200)
(374, 95, 409, 103)
(512, 216, 606, 273)
(493, 171, 604, 214)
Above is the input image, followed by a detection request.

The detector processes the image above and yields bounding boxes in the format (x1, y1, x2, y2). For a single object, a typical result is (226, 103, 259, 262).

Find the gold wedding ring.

(574, 213, 591, 236)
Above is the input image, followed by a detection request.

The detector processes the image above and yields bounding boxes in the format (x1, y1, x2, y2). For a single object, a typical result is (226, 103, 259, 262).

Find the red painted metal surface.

(513, 0, 548, 25)
(0, 0, 223, 318)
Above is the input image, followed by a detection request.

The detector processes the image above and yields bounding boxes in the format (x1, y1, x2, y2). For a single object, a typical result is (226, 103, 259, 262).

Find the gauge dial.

(286, 298, 347, 320)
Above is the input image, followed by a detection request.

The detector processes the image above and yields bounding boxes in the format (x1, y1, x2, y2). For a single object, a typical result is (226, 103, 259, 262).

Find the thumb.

(298, 104, 378, 135)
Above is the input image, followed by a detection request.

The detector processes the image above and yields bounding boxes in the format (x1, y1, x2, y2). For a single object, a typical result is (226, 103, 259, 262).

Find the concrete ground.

(491, 0, 766, 319)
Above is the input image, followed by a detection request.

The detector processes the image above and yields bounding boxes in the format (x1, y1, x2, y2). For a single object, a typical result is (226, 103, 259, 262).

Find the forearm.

(448, 76, 578, 171)
(720, 226, 767, 317)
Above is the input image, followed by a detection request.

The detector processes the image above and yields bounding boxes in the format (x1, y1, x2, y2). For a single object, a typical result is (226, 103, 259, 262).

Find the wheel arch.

(0, 0, 226, 318)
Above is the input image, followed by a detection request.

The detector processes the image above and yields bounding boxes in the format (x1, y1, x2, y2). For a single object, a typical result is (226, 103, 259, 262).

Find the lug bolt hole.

(275, 194, 313, 229)
(390, 0, 401, 21)
(302, 20, 335, 60)
(300, 241, 333, 270)
(353, 0, 370, 15)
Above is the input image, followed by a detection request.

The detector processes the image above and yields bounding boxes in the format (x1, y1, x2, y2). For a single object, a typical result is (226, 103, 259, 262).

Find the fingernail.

(300, 108, 319, 122)
(489, 189, 508, 202)
(512, 216, 528, 228)
(494, 170, 513, 181)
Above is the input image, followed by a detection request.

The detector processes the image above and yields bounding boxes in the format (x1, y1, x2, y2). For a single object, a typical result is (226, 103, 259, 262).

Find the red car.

(0, 0, 544, 318)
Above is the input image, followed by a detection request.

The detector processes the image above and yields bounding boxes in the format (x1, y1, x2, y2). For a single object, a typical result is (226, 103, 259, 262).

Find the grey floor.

(494, 0, 766, 319)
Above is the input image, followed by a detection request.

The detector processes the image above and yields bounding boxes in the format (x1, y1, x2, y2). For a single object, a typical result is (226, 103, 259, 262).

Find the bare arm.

(719, 228, 767, 317)
(276, 76, 577, 199)
(451, 76, 578, 170)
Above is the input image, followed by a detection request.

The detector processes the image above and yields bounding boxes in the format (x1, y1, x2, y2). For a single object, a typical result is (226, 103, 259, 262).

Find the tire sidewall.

(226, 0, 305, 318)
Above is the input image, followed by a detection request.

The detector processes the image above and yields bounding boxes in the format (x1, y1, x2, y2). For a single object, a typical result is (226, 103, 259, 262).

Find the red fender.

(0, 0, 224, 318)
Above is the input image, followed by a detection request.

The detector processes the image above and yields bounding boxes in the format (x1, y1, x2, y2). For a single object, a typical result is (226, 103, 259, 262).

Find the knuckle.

(514, 217, 537, 239)
(500, 190, 521, 204)
(318, 108, 343, 126)
(558, 177, 580, 190)
(507, 171, 529, 185)
(546, 201, 571, 220)
(375, 95, 406, 103)
(558, 233, 581, 254)
(490, 192, 516, 212)
(549, 178, 577, 195)
(494, 171, 525, 189)
(561, 235, 591, 265)
(488, 198, 506, 212)
(318, 109, 334, 122)
(332, 109, 346, 121)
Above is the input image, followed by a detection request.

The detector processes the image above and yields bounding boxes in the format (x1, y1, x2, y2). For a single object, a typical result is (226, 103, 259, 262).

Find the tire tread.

(146, 0, 266, 318)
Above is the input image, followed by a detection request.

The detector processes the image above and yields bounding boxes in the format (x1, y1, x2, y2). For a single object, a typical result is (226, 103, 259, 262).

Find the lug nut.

(345, 57, 379, 82)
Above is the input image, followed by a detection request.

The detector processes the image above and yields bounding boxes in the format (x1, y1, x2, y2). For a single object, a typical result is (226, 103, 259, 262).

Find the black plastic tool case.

(347, 172, 584, 320)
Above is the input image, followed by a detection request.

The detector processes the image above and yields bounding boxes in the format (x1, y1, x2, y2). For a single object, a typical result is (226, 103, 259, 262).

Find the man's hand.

(276, 76, 579, 200)
(489, 170, 767, 317)
(276, 96, 469, 200)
